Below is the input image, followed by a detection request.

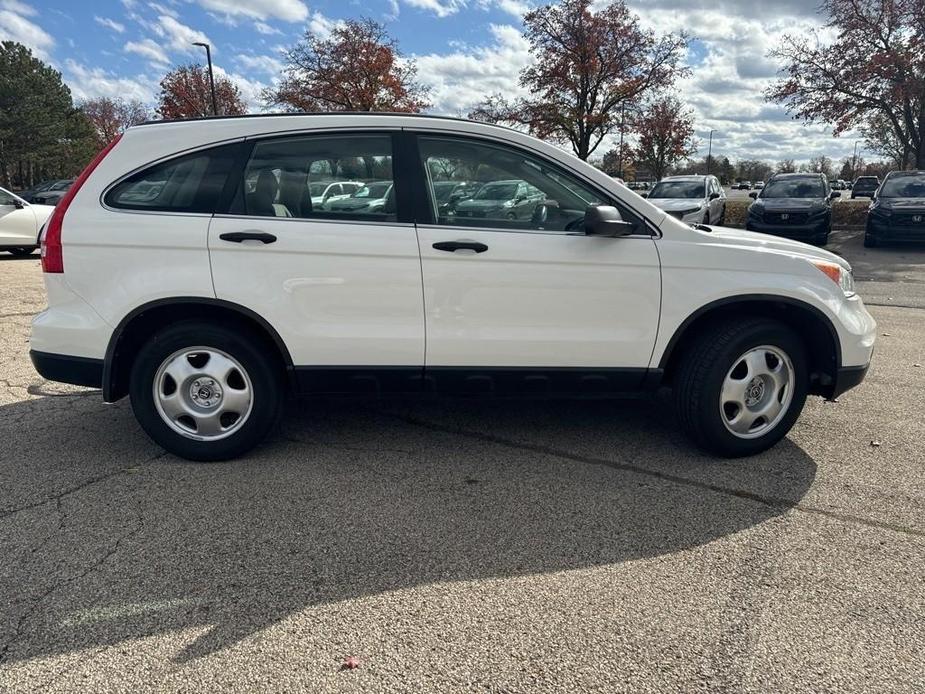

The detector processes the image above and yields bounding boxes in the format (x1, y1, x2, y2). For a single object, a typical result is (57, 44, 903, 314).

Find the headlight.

(869, 203, 891, 217)
(748, 205, 763, 219)
(812, 260, 856, 297)
(678, 207, 701, 216)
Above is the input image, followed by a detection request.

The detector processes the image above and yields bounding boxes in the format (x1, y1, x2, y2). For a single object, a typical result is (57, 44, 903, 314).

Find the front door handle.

(219, 231, 277, 244)
(432, 240, 488, 253)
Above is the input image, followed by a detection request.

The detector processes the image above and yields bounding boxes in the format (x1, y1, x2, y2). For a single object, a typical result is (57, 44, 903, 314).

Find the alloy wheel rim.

(720, 345, 795, 439)
(152, 347, 253, 442)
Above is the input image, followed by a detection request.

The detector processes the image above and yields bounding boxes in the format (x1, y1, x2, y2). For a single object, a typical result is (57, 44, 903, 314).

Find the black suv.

(864, 170, 925, 247)
(851, 176, 880, 199)
(745, 173, 839, 245)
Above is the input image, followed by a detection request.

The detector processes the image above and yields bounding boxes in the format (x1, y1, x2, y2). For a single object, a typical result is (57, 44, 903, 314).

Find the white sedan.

(1, 187, 54, 256)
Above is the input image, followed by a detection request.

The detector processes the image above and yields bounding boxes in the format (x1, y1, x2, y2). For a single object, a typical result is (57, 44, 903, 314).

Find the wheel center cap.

(745, 378, 765, 406)
(190, 379, 222, 408)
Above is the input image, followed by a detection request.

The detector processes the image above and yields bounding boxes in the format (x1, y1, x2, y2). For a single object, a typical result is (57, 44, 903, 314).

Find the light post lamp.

(192, 41, 218, 116)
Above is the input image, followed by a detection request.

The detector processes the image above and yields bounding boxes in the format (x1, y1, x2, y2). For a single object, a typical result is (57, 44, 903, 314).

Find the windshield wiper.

(690, 223, 712, 232)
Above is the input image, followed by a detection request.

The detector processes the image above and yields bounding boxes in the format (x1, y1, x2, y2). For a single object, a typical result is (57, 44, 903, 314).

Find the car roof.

(771, 173, 823, 179)
(660, 175, 707, 180)
(885, 170, 925, 177)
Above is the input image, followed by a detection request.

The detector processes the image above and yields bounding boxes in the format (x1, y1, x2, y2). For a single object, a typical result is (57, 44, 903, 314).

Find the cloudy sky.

(0, 0, 863, 165)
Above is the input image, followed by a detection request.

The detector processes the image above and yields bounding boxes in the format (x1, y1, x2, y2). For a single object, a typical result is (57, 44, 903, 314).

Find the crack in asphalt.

(0, 452, 163, 665)
(0, 452, 167, 522)
(387, 412, 925, 540)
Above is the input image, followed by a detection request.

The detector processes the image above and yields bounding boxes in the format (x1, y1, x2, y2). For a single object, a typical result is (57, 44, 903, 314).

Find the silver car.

(646, 175, 726, 225)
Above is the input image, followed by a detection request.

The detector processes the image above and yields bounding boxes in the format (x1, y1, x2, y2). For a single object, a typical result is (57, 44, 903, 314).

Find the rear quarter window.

(104, 143, 240, 213)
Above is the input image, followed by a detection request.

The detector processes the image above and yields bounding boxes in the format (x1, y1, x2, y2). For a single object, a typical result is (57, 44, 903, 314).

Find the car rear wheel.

(130, 322, 283, 461)
(674, 318, 808, 457)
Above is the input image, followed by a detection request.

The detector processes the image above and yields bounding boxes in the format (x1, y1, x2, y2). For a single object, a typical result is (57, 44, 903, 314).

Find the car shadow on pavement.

(0, 254, 38, 262)
(0, 391, 817, 666)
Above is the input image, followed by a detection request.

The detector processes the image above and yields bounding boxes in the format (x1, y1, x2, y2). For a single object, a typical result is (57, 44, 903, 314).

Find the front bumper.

(829, 362, 870, 399)
(866, 216, 925, 243)
(746, 216, 829, 239)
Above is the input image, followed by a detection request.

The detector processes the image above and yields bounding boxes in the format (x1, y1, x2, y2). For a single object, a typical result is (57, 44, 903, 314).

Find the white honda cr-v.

(30, 114, 876, 461)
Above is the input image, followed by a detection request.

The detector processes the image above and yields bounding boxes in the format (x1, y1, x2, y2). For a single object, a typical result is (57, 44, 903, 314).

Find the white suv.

(30, 114, 876, 461)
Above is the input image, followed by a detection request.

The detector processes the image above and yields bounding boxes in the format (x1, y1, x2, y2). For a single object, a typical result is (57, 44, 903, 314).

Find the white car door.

(413, 134, 661, 394)
(208, 132, 425, 394)
(0, 188, 45, 247)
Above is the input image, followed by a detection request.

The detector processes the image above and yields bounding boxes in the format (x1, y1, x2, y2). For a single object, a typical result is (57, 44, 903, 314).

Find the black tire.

(674, 318, 808, 457)
(717, 207, 726, 226)
(7, 247, 35, 257)
(129, 321, 284, 461)
(702, 211, 710, 225)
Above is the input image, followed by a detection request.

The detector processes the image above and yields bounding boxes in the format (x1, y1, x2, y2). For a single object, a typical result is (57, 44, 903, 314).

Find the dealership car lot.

(0, 228, 923, 692)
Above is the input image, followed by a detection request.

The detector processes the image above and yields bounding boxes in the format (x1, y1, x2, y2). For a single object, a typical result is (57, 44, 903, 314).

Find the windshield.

(854, 178, 879, 190)
(354, 182, 390, 199)
(649, 181, 705, 199)
(474, 183, 518, 200)
(761, 178, 824, 198)
(879, 174, 925, 198)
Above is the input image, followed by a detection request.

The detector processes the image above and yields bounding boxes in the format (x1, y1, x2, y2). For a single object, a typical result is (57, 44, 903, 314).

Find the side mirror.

(13, 199, 25, 209)
(748, 191, 758, 199)
(709, 192, 720, 200)
(830, 191, 841, 199)
(640, 192, 649, 198)
(583, 205, 634, 237)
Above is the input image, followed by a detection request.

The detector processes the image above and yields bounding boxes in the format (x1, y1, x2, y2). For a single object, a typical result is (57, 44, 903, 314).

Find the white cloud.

(1, 0, 35, 15)
(415, 24, 531, 115)
(63, 59, 157, 104)
(403, 0, 466, 18)
(254, 21, 280, 35)
(147, 1, 177, 18)
(124, 38, 169, 65)
(94, 16, 126, 33)
(0, 6, 54, 59)
(235, 53, 283, 76)
(308, 11, 342, 38)
(213, 65, 269, 112)
(153, 14, 211, 55)
(190, 0, 308, 23)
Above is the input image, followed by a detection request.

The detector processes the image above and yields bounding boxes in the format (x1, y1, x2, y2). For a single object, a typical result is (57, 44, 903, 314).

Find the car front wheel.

(130, 322, 283, 461)
(674, 318, 808, 457)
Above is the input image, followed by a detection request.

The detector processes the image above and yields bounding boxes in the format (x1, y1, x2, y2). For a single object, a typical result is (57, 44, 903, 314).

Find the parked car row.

(16, 178, 74, 205)
(0, 187, 54, 255)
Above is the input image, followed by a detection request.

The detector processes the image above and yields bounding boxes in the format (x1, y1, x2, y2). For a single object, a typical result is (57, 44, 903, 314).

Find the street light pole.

(706, 129, 715, 175)
(617, 102, 626, 179)
(193, 42, 218, 116)
(851, 140, 860, 180)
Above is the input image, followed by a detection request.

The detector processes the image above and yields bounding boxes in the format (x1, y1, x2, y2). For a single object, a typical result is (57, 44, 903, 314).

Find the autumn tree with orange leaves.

(767, 0, 925, 169)
(266, 19, 430, 113)
(632, 97, 697, 181)
(79, 96, 148, 149)
(469, 0, 687, 160)
(156, 64, 247, 119)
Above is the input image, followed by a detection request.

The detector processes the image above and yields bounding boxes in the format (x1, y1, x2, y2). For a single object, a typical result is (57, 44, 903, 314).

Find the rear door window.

(105, 143, 239, 213)
(231, 134, 397, 222)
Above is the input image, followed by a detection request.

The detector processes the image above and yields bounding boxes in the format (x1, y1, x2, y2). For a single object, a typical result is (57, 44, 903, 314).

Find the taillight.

(42, 134, 123, 273)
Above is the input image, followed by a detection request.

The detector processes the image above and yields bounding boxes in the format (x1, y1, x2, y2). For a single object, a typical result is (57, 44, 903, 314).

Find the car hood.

(753, 198, 824, 211)
(878, 198, 925, 210)
(648, 198, 705, 212)
(703, 225, 849, 270)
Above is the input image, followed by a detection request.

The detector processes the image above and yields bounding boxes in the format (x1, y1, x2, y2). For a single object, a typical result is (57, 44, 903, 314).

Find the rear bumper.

(30, 350, 103, 389)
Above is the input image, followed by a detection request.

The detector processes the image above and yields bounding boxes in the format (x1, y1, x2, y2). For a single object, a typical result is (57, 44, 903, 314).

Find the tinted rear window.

(105, 143, 239, 213)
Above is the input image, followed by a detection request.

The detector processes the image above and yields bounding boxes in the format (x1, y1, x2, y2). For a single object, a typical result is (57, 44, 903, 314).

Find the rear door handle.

(432, 240, 488, 253)
(219, 231, 277, 244)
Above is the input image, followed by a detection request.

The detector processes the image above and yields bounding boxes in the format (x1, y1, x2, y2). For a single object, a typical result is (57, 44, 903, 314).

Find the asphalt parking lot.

(1, 229, 923, 693)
